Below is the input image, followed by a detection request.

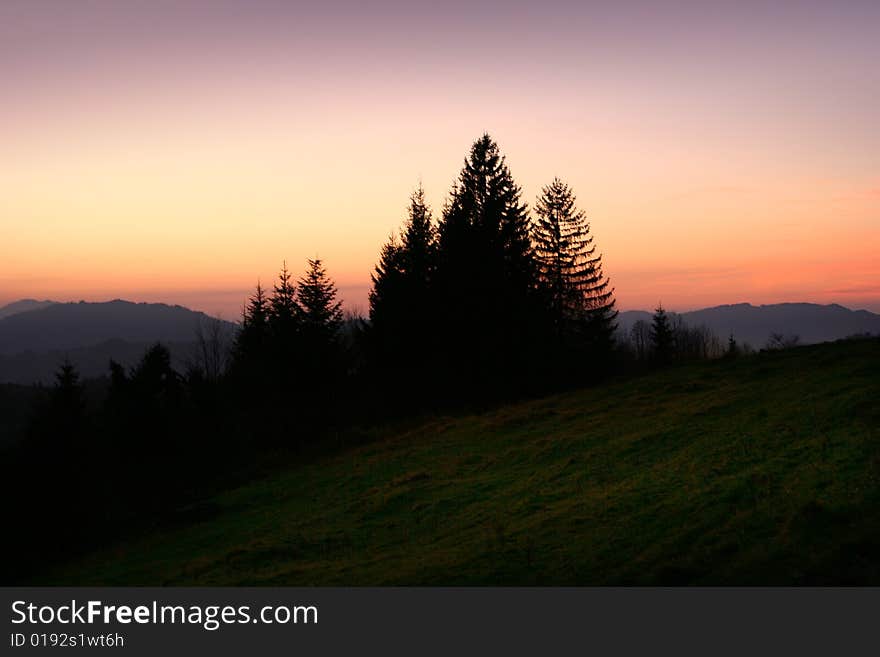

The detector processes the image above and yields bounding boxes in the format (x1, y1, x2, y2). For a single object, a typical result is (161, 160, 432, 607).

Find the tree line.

(2, 133, 729, 579)
(624, 305, 728, 364)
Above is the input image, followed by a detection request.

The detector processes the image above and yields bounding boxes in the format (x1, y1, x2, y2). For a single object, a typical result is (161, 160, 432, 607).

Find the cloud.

(615, 266, 746, 282)
(828, 284, 880, 295)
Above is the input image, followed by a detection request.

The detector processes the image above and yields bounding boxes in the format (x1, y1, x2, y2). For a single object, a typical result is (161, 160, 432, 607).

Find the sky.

(1, 0, 878, 318)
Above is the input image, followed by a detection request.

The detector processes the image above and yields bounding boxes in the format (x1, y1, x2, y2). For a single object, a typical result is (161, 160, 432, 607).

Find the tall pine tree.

(298, 258, 343, 348)
(234, 281, 270, 364)
(296, 258, 345, 429)
(369, 233, 405, 332)
(532, 177, 617, 354)
(269, 261, 300, 341)
(439, 135, 534, 285)
(399, 184, 436, 285)
(436, 134, 539, 388)
(369, 185, 437, 376)
(38, 360, 87, 452)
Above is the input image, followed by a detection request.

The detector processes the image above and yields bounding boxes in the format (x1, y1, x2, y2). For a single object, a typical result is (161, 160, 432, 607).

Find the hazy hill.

(617, 302, 880, 347)
(44, 338, 880, 585)
(0, 339, 207, 386)
(0, 300, 237, 384)
(0, 299, 56, 320)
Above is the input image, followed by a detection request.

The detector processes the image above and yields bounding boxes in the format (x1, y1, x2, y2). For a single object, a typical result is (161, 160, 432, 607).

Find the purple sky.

(2, 1, 878, 316)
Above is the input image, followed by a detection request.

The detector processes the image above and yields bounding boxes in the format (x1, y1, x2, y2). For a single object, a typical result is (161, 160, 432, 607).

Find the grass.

(45, 338, 880, 585)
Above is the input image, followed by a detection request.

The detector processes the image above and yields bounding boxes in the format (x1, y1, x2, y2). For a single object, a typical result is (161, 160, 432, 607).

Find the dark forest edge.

(31, 337, 880, 585)
(1, 134, 875, 582)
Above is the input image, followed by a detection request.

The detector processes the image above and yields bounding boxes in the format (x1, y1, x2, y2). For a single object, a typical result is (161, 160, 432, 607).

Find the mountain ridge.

(0, 299, 237, 383)
(0, 299, 236, 355)
(616, 301, 880, 347)
(0, 299, 57, 320)
(0, 298, 877, 384)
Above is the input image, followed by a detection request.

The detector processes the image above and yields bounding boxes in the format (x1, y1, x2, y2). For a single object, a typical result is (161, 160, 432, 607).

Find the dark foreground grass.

(46, 338, 880, 585)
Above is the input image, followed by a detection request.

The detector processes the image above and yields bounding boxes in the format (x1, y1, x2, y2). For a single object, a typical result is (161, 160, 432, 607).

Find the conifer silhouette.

(369, 185, 437, 378)
(53, 360, 85, 416)
(369, 233, 405, 330)
(234, 282, 270, 363)
(651, 305, 674, 365)
(298, 258, 343, 344)
(532, 177, 617, 350)
(45, 359, 86, 448)
(400, 184, 436, 281)
(436, 134, 539, 387)
(439, 134, 534, 282)
(269, 261, 301, 340)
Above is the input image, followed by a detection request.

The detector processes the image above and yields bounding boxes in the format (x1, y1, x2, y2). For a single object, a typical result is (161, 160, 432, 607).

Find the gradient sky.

(2, 0, 878, 318)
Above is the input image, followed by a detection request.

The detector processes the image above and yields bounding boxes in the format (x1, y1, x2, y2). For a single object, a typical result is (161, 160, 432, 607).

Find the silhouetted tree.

(399, 184, 436, 286)
(234, 282, 269, 361)
(52, 360, 86, 437)
(370, 233, 405, 330)
(104, 358, 131, 428)
(440, 135, 535, 286)
(298, 258, 343, 346)
(269, 261, 301, 341)
(726, 334, 740, 359)
(532, 177, 617, 356)
(12, 360, 92, 566)
(369, 185, 437, 383)
(294, 258, 345, 430)
(263, 263, 305, 402)
(118, 343, 188, 507)
(651, 305, 674, 365)
(436, 134, 539, 389)
(30, 360, 87, 456)
(130, 343, 179, 402)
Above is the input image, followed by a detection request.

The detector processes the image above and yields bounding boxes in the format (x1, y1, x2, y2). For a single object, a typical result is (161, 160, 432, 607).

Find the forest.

(2, 134, 748, 580)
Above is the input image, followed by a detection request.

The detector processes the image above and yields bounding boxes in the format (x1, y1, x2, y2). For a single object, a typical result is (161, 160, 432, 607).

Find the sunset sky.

(2, 0, 878, 318)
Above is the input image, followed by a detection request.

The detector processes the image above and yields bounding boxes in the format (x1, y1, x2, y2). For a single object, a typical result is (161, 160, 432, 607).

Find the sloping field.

(48, 339, 880, 584)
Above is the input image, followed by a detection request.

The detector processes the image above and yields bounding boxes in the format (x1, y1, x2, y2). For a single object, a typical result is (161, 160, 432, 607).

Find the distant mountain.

(0, 300, 237, 384)
(0, 299, 56, 320)
(0, 300, 236, 355)
(617, 302, 880, 348)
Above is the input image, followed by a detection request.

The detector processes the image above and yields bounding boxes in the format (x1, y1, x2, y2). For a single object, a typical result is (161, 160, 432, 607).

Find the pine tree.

(131, 343, 179, 402)
(435, 134, 539, 386)
(268, 261, 300, 339)
(726, 333, 740, 359)
(245, 282, 269, 331)
(370, 184, 436, 325)
(369, 233, 405, 328)
(651, 305, 674, 365)
(439, 134, 534, 286)
(400, 184, 436, 282)
(234, 282, 270, 362)
(27, 360, 89, 540)
(53, 360, 84, 412)
(48, 360, 86, 445)
(532, 177, 617, 350)
(294, 258, 345, 429)
(369, 185, 437, 374)
(297, 258, 343, 346)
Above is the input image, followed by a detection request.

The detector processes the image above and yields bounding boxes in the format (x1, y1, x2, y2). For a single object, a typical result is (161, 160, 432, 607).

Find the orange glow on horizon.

(1, 3, 878, 317)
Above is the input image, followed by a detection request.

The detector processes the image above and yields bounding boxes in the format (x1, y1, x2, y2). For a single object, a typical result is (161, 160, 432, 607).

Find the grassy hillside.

(48, 338, 880, 585)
